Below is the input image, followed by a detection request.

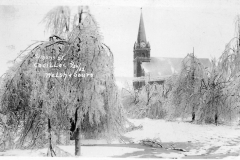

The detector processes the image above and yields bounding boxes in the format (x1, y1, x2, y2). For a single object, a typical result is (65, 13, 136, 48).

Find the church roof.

(137, 10, 147, 43)
(141, 57, 211, 77)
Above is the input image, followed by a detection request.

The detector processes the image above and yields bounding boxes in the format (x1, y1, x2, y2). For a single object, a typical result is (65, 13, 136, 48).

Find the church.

(133, 10, 211, 89)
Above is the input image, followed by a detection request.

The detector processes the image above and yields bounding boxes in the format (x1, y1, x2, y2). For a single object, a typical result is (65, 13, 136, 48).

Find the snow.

(126, 118, 240, 143)
(1, 118, 240, 158)
(155, 153, 185, 158)
(125, 118, 240, 158)
(0, 148, 47, 157)
(58, 145, 143, 157)
(115, 80, 124, 89)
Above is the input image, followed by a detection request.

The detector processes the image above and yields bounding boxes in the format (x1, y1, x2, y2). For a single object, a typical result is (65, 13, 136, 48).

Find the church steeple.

(133, 8, 151, 89)
(137, 8, 147, 43)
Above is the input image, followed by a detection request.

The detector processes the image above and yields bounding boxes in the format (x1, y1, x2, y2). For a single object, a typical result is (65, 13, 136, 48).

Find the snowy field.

(1, 118, 240, 159)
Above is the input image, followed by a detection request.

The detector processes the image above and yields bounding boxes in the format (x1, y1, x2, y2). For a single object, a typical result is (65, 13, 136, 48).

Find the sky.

(1, 0, 240, 78)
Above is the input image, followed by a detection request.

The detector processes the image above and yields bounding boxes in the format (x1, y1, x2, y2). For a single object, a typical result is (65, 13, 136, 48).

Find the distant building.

(133, 10, 211, 90)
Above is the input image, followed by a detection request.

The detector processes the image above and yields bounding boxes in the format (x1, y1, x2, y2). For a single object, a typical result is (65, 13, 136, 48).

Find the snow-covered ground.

(125, 118, 240, 158)
(1, 118, 240, 159)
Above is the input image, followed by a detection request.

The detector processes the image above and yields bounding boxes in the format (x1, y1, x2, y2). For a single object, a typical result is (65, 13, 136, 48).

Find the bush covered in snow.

(122, 83, 167, 119)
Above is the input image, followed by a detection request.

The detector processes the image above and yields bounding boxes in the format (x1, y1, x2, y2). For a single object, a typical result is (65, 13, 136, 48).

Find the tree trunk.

(192, 112, 195, 122)
(215, 113, 218, 126)
(47, 118, 56, 157)
(75, 127, 81, 156)
(74, 108, 81, 156)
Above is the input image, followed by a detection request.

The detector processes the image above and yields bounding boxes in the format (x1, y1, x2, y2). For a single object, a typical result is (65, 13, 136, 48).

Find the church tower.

(133, 9, 151, 89)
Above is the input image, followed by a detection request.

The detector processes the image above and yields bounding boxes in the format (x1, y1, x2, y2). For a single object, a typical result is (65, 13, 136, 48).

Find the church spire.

(137, 8, 147, 43)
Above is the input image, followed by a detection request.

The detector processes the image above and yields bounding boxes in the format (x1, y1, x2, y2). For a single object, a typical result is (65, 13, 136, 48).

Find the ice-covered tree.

(167, 53, 208, 121)
(0, 6, 126, 156)
(122, 82, 166, 119)
(168, 14, 240, 124)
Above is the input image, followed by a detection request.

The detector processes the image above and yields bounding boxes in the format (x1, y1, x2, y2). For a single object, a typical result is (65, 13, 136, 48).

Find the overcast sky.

(1, 0, 240, 77)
